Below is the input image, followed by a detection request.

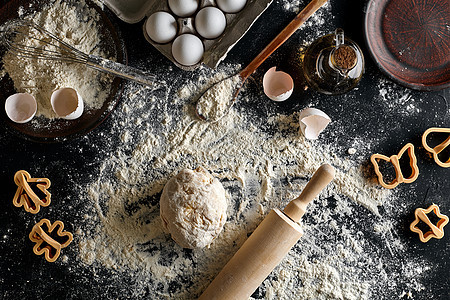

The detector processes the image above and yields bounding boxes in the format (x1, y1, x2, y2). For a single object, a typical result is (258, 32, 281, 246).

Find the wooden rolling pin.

(199, 164, 335, 300)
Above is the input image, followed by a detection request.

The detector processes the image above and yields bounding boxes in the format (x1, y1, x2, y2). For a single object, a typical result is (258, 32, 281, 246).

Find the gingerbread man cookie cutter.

(13, 170, 51, 214)
(422, 127, 450, 168)
(410, 204, 449, 242)
(29, 219, 73, 262)
(370, 143, 419, 189)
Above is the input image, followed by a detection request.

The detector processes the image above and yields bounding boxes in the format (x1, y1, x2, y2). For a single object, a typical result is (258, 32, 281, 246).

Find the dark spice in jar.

(333, 45, 357, 70)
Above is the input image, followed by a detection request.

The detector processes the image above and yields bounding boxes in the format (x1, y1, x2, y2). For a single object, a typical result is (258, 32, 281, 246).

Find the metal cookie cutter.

(422, 127, 450, 168)
(370, 143, 419, 189)
(29, 219, 73, 262)
(13, 170, 51, 214)
(410, 204, 449, 243)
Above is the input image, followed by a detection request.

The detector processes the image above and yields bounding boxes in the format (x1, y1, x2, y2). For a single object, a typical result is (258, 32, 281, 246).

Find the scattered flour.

(71, 61, 429, 299)
(376, 77, 421, 115)
(280, 0, 307, 13)
(1, 1, 435, 299)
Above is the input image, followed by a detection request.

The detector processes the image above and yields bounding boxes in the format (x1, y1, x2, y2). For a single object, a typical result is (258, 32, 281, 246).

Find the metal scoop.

(195, 0, 328, 122)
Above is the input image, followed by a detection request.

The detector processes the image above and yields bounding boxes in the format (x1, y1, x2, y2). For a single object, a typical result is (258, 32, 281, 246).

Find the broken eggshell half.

(263, 67, 294, 101)
(299, 108, 331, 140)
(5, 93, 37, 123)
(51, 88, 84, 120)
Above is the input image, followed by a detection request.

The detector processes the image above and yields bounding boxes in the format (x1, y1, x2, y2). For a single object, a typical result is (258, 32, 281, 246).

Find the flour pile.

(1, 0, 113, 119)
(195, 74, 241, 121)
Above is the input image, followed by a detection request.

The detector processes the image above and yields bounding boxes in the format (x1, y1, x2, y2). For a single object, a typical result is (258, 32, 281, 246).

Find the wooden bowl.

(364, 0, 449, 91)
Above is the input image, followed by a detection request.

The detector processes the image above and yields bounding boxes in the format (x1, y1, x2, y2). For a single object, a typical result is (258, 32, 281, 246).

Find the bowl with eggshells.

(0, 0, 126, 142)
(103, 0, 274, 70)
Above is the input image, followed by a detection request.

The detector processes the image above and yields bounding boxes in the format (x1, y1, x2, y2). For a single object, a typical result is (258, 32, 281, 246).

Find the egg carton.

(103, 0, 273, 70)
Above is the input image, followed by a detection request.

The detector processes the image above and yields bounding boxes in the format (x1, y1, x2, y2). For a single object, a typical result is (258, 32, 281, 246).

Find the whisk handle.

(87, 56, 164, 88)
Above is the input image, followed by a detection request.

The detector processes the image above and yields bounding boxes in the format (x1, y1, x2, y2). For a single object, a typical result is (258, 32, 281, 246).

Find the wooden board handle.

(283, 163, 335, 222)
(240, 0, 328, 79)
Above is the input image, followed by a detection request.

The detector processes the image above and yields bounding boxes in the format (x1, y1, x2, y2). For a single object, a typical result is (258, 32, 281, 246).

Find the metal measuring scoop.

(195, 0, 328, 122)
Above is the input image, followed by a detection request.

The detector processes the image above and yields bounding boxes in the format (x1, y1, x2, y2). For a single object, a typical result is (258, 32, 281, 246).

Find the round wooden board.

(364, 0, 449, 91)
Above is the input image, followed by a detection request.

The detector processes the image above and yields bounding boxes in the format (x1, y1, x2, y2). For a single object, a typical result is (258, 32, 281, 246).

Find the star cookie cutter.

(13, 170, 51, 214)
(422, 127, 450, 168)
(370, 143, 419, 189)
(29, 219, 73, 262)
(410, 204, 449, 242)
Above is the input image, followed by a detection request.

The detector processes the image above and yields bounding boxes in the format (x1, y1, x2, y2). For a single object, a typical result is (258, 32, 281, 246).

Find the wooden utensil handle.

(283, 163, 335, 222)
(198, 209, 303, 300)
(240, 0, 328, 80)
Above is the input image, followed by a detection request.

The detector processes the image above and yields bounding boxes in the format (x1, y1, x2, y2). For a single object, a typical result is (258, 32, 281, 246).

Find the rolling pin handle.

(283, 164, 335, 222)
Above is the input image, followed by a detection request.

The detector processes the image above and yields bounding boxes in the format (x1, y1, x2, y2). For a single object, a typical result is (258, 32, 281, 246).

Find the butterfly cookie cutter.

(29, 219, 73, 262)
(410, 204, 449, 242)
(370, 143, 419, 189)
(13, 170, 51, 214)
(422, 127, 450, 168)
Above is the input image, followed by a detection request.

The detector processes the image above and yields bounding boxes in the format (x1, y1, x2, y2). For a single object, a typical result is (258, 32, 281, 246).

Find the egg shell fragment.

(263, 67, 294, 101)
(299, 108, 331, 140)
(195, 7, 227, 40)
(171, 34, 204, 66)
(51, 87, 84, 120)
(146, 12, 178, 44)
(217, 0, 248, 13)
(168, 0, 199, 17)
(5, 93, 37, 123)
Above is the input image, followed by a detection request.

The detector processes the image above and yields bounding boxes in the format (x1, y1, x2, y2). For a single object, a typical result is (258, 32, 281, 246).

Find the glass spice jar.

(302, 28, 364, 95)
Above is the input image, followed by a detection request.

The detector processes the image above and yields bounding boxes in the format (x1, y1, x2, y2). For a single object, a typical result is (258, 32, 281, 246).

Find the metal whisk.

(0, 19, 164, 88)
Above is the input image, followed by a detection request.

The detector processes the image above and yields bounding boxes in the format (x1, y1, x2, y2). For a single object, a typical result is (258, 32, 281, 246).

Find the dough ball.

(160, 167, 227, 249)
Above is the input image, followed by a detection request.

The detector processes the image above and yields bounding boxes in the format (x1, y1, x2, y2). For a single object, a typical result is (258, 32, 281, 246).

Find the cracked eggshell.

(5, 93, 37, 123)
(299, 108, 331, 140)
(263, 67, 294, 101)
(51, 87, 84, 120)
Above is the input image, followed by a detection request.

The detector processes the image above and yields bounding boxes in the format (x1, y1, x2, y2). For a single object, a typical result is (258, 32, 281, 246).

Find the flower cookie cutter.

(410, 204, 449, 242)
(370, 143, 419, 189)
(13, 170, 51, 214)
(422, 127, 450, 168)
(29, 219, 73, 262)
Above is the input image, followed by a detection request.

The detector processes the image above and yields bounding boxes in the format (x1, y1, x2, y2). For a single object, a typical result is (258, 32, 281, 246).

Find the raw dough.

(160, 167, 227, 249)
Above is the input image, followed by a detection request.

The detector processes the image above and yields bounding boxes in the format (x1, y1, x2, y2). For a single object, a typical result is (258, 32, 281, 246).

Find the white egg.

(51, 87, 84, 120)
(195, 7, 226, 39)
(145, 12, 177, 44)
(5, 93, 37, 123)
(216, 0, 247, 13)
(168, 0, 199, 17)
(171, 34, 204, 66)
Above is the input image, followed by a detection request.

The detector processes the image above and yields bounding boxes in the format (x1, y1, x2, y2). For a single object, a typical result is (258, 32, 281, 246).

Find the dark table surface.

(0, 0, 449, 299)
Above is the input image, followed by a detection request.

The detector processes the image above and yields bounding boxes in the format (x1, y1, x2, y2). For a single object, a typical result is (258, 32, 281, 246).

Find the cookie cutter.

(422, 127, 450, 168)
(13, 170, 51, 214)
(29, 219, 73, 262)
(410, 204, 449, 243)
(370, 143, 419, 189)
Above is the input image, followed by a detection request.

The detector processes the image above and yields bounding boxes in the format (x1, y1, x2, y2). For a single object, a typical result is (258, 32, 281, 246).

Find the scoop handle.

(283, 163, 335, 222)
(240, 0, 328, 80)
